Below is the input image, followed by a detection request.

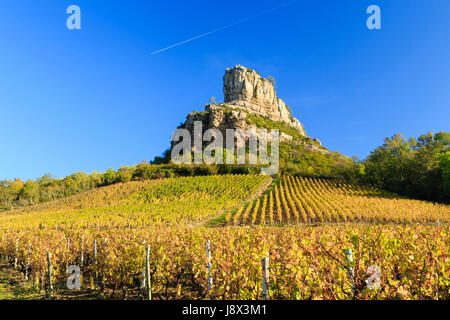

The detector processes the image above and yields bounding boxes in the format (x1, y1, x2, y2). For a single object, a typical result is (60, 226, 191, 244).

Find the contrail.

(151, 0, 297, 55)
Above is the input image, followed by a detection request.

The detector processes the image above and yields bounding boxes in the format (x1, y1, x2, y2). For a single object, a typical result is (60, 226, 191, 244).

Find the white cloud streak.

(151, 0, 297, 55)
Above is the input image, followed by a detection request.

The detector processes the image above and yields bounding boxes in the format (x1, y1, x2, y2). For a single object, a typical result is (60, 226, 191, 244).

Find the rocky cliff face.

(223, 65, 305, 134)
(182, 65, 307, 144)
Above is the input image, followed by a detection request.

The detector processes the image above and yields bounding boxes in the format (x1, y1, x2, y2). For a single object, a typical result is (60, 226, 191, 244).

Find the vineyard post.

(26, 243, 32, 280)
(101, 238, 107, 291)
(138, 240, 146, 298)
(47, 252, 53, 299)
(14, 238, 18, 269)
(93, 239, 97, 289)
(66, 237, 70, 270)
(261, 257, 269, 300)
(80, 235, 84, 288)
(80, 235, 84, 267)
(3, 234, 8, 262)
(145, 245, 151, 300)
(345, 248, 355, 298)
(206, 240, 213, 300)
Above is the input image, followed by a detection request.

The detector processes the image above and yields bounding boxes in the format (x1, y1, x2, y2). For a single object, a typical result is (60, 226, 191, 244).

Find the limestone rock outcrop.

(182, 65, 307, 141)
(222, 65, 305, 135)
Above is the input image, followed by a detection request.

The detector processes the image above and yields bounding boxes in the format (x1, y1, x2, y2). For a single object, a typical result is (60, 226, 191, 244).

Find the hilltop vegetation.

(362, 131, 449, 203)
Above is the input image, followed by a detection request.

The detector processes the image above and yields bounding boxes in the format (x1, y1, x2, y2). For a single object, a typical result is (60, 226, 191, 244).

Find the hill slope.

(0, 174, 449, 300)
(1, 174, 271, 228)
(227, 176, 450, 225)
(2, 175, 448, 229)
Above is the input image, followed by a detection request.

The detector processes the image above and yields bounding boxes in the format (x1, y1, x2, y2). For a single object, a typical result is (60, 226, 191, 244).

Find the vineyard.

(227, 176, 450, 225)
(1, 175, 271, 228)
(0, 225, 448, 300)
(0, 174, 449, 300)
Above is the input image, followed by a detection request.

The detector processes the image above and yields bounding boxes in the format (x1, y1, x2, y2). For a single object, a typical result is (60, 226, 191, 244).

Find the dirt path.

(197, 176, 274, 227)
(245, 177, 274, 202)
(0, 262, 43, 300)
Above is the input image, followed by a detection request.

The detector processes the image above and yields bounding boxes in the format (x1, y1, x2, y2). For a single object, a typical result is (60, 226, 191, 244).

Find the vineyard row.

(0, 225, 448, 300)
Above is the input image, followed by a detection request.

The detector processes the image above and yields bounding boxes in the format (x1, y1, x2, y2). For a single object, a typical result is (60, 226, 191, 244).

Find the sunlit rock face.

(223, 65, 306, 136)
(181, 65, 309, 146)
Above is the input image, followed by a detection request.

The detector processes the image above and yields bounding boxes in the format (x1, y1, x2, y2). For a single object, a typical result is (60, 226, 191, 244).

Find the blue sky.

(0, 0, 449, 181)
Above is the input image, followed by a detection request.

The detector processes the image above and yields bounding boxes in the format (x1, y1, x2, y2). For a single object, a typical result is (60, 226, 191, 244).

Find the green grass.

(0, 262, 43, 300)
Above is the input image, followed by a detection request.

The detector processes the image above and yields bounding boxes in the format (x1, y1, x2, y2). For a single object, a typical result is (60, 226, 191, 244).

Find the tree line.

(360, 131, 449, 203)
(0, 163, 261, 211)
(1, 131, 448, 211)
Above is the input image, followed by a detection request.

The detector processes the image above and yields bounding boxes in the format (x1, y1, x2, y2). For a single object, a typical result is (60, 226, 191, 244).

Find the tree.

(38, 174, 60, 203)
(19, 180, 40, 205)
(267, 76, 276, 87)
(102, 168, 117, 185)
(63, 176, 77, 196)
(90, 171, 103, 188)
(37, 173, 56, 185)
(363, 131, 449, 202)
(117, 166, 133, 183)
(0, 180, 15, 210)
(439, 152, 450, 201)
(363, 133, 413, 194)
(71, 172, 91, 192)
(9, 178, 24, 198)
